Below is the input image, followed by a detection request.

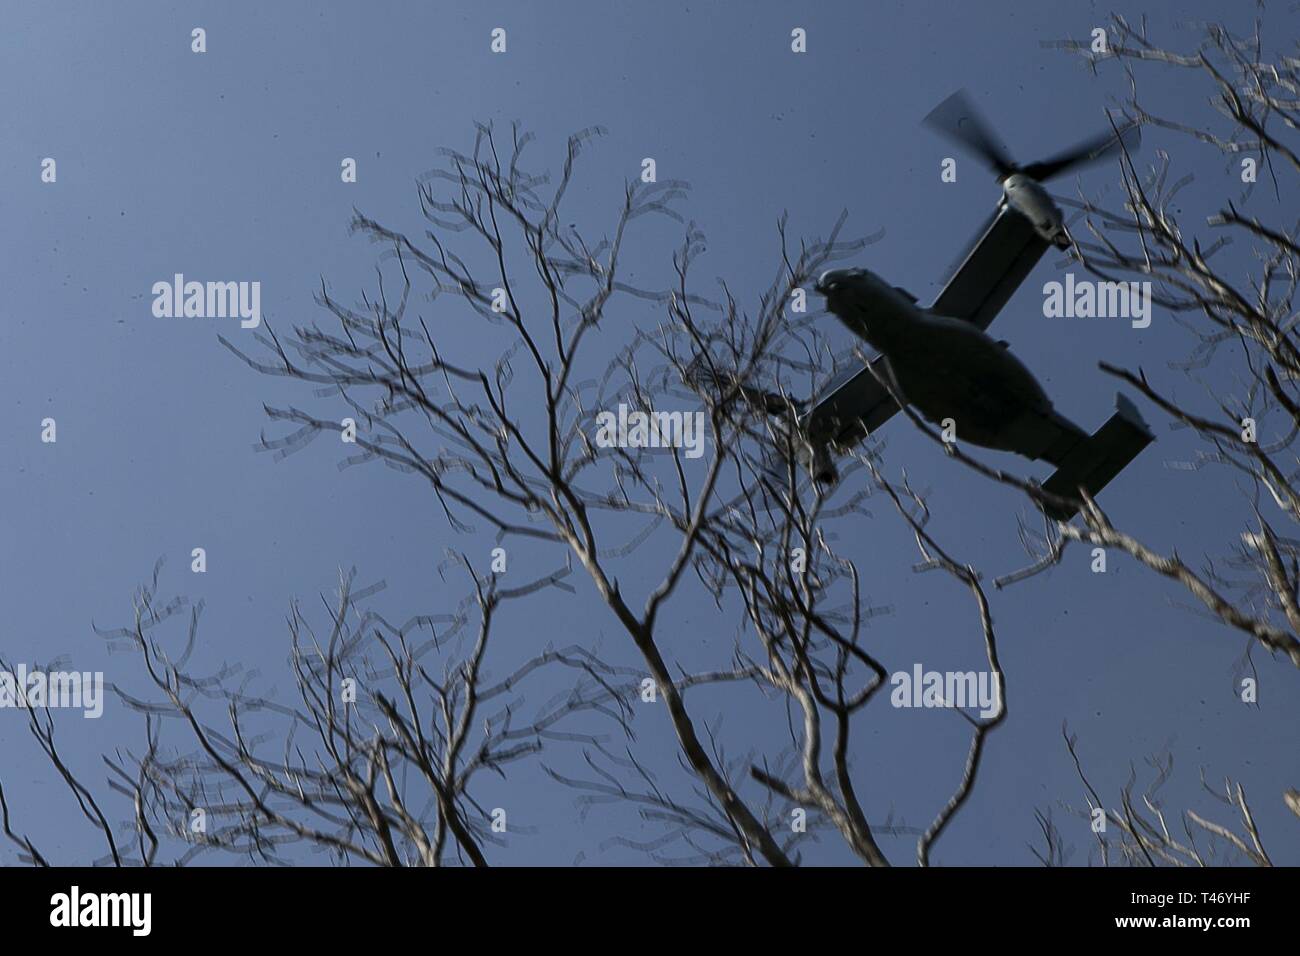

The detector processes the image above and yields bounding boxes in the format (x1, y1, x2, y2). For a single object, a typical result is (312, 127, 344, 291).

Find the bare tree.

(1, 558, 633, 866)
(1031, 727, 1276, 867)
(1015, 13, 1300, 672)
(203, 121, 1027, 867)
(12, 22, 1299, 861)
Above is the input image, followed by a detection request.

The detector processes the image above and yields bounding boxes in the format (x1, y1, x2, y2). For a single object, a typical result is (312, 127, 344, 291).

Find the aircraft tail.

(1040, 393, 1153, 520)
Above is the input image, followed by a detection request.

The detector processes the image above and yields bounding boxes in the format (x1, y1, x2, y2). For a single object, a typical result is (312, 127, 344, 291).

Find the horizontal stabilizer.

(1041, 393, 1153, 520)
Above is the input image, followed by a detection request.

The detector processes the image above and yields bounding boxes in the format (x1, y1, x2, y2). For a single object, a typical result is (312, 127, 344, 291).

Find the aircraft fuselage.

(815, 268, 1058, 454)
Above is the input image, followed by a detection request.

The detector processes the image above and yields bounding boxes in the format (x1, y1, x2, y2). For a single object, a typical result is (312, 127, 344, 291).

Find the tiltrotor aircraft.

(796, 91, 1153, 519)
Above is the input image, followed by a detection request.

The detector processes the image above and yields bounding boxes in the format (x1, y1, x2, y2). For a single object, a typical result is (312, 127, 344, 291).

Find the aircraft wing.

(929, 204, 1050, 328)
(800, 353, 899, 449)
(801, 205, 1050, 450)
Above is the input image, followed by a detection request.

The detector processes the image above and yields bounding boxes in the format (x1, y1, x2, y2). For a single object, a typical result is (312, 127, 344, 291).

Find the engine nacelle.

(1003, 174, 1069, 247)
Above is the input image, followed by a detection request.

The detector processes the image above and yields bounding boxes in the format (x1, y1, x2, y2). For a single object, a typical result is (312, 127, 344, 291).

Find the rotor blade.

(923, 89, 1017, 177)
(1021, 122, 1141, 182)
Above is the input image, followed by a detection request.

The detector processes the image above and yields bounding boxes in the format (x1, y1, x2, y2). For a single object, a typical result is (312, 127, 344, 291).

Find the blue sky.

(2, 0, 1297, 865)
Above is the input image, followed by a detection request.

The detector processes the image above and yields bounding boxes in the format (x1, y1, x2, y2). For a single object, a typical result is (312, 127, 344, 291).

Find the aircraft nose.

(816, 269, 848, 294)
